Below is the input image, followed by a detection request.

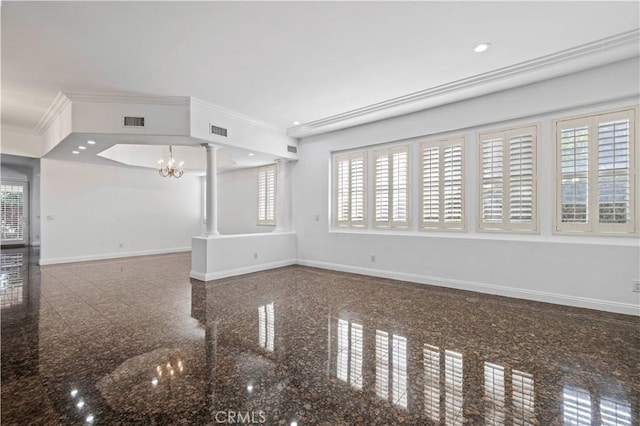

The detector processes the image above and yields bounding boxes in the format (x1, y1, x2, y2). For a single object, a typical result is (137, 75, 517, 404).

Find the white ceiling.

(2, 1, 639, 131)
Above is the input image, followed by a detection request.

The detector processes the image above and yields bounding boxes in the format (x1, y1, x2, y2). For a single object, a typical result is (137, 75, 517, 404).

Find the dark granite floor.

(1, 248, 638, 425)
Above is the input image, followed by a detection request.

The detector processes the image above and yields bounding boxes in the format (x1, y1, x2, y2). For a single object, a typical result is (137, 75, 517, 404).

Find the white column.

(204, 143, 219, 236)
(274, 159, 292, 232)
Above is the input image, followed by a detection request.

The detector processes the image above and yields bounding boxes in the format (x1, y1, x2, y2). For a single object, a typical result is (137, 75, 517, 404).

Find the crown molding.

(1, 124, 38, 135)
(64, 91, 191, 106)
(289, 29, 640, 139)
(34, 92, 72, 135)
(190, 97, 281, 131)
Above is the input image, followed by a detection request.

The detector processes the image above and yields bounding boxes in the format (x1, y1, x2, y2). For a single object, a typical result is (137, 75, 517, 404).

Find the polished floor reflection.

(1, 250, 638, 425)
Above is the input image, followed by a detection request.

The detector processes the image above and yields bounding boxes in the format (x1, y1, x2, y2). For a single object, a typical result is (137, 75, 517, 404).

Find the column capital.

(274, 158, 291, 164)
(202, 143, 220, 150)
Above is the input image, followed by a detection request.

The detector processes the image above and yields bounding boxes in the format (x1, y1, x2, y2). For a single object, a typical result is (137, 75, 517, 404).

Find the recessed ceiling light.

(72, 150, 80, 154)
(292, 121, 300, 126)
(78, 146, 87, 150)
(87, 140, 96, 145)
(248, 152, 255, 157)
(474, 42, 491, 53)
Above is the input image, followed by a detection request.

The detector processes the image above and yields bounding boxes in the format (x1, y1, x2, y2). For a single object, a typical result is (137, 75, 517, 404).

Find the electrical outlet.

(370, 254, 376, 263)
(633, 280, 640, 293)
(119, 243, 124, 248)
(253, 252, 258, 259)
(315, 214, 320, 222)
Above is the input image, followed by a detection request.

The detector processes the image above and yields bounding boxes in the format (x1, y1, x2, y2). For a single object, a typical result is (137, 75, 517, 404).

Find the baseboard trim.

(190, 259, 298, 282)
(39, 247, 191, 265)
(297, 259, 640, 316)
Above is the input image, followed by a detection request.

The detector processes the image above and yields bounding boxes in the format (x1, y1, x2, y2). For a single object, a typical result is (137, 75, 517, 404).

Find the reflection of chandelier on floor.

(158, 146, 184, 178)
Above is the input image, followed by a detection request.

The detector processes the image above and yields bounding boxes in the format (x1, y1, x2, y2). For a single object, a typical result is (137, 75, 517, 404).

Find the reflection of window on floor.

(423, 344, 440, 422)
(600, 396, 632, 426)
(0, 252, 24, 308)
(375, 330, 408, 408)
(512, 369, 535, 425)
(484, 362, 505, 425)
(563, 386, 592, 425)
(445, 350, 464, 426)
(337, 319, 363, 389)
(258, 302, 274, 351)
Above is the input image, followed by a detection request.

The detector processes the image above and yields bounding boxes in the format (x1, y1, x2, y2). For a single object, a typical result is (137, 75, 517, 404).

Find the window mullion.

(588, 118, 598, 233)
(439, 142, 446, 227)
(502, 137, 509, 229)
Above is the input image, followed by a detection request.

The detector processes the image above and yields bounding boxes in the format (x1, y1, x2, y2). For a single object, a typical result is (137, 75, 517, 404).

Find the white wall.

(40, 159, 202, 264)
(293, 59, 640, 315)
(218, 167, 276, 235)
(191, 232, 297, 281)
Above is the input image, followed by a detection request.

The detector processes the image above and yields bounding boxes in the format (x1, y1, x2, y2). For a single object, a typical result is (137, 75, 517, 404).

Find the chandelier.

(158, 146, 184, 178)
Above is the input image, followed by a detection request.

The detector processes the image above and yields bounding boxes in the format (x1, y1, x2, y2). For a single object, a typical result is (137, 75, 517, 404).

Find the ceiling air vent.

(123, 116, 145, 127)
(210, 124, 228, 137)
(287, 145, 297, 154)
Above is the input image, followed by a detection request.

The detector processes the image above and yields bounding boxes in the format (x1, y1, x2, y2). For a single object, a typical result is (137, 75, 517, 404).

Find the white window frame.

(419, 137, 466, 231)
(373, 144, 411, 229)
(257, 164, 276, 226)
(334, 151, 367, 228)
(478, 124, 538, 233)
(554, 108, 637, 235)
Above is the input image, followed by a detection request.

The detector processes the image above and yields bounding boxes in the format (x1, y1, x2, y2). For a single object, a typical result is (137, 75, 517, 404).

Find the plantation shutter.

(335, 152, 366, 227)
(480, 126, 537, 232)
(374, 146, 410, 228)
(481, 137, 504, 225)
(257, 165, 276, 225)
(421, 138, 464, 230)
(556, 109, 635, 234)
(558, 120, 590, 231)
(597, 114, 633, 232)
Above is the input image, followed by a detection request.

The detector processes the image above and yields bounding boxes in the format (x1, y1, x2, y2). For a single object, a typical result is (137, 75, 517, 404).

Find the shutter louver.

(350, 158, 365, 224)
(335, 153, 367, 227)
(392, 151, 408, 224)
(598, 119, 630, 224)
(257, 165, 276, 225)
(560, 125, 589, 225)
(482, 138, 504, 223)
(375, 155, 390, 223)
(337, 159, 350, 224)
(444, 144, 463, 223)
(509, 134, 534, 223)
(374, 146, 410, 228)
(422, 147, 440, 223)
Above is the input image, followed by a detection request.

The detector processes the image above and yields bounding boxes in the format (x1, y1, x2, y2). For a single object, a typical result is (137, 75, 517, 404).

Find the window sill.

(328, 228, 639, 246)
